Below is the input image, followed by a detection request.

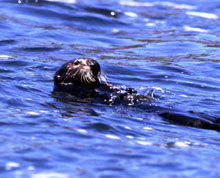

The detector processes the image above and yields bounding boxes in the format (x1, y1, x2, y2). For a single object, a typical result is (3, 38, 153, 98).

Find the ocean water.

(0, 0, 220, 177)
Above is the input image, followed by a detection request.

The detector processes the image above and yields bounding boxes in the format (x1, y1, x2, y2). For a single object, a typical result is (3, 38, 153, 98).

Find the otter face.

(54, 58, 101, 90)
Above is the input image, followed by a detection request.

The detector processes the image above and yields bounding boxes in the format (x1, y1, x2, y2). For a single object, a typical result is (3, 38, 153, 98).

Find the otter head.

(54, 58, 101, 92)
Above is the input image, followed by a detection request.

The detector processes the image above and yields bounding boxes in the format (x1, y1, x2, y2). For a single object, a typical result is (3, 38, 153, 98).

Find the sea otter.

(53, 58, 150, 104)
(54, 58, 101, 97)
(54, 58, 220, 131)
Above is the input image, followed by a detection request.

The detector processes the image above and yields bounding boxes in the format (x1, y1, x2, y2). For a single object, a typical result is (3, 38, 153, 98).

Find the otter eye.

(74, 60, 80, 65)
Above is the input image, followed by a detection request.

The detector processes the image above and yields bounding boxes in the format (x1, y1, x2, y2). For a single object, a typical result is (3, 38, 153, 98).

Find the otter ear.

(54, 75, 61, 83)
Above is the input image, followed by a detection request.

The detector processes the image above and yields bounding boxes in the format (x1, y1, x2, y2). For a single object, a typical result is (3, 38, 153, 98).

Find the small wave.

(105, 134, 121, 140)
(120, 1, 153, 7)
(32, 172, 69, 178)
(159, 2, 196, 10)
(5, 162, 20, 170)
(120, 1, 196, 10)
(183, 25, 208, 33)
(0, 54, 10, 59)
(124, 11, 138, 18)
(18, 0, 38, 3)
(18, 0, 76, 3)
(146, 23, 156, 27)
(186, 11, 218, 19)
(45, 0, 76, 3)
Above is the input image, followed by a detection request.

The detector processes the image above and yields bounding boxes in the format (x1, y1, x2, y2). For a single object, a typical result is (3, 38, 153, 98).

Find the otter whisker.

(81, 71, 90, 85)
(80, 72, 85, 84)
(82, 75, 88, 84)
(86, 75, 91, 83)
(87, 71, 96, 82)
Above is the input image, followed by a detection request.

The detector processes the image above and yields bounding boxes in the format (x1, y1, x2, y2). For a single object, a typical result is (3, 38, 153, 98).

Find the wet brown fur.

(54, 58, 101, 96)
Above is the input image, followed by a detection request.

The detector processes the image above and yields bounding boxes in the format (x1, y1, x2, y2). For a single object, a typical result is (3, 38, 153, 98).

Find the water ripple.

(0, 0, 220, 178)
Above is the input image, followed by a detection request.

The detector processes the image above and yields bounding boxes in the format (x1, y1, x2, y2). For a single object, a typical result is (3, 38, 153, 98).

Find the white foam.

(175, 141, 190, 147)
(124, 12, 138, 18)
(138, 137, 146, 140)
(156, 20, 166, 24)
(137, 117, 144, 121)
(152, 86, 164, 91)
(120, 1, 196, 10)
(126, 135, 134, 139)
(25, 71, 35, 76)
(160, 2, 196, 10)
(144, 18, 149, 22)
(184, 25, 208, 33)
(0, 54, 10, 59)
(146, 23, 156, 27)
(112, 28, 119, 33)
(120, 1, 153, 7)
(27, 166, 35, 170)
(143, 126, 153, 130)
(32, 172, 69, 178)
(45, 0, 76, 3)
(137, 140, 152, 146)
(105, 134, 120, 140)
(77, 129, 88, 134)
(18, 0, 39, 3)
(179, 94, 188, 98)
(6, 162, 20, 170)
(40, 110, 49, 113)
(26, 98, 33, 101)
(27, 111, 40, 116)
(186, 11, 218, 19)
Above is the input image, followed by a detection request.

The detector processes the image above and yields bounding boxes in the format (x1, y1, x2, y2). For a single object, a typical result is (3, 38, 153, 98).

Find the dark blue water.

(0, 0, 220, 177)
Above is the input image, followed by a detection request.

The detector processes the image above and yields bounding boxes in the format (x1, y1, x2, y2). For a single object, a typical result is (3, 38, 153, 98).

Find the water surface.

(0, 0, 220, 177)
